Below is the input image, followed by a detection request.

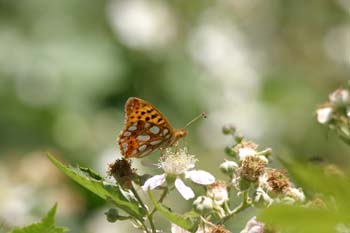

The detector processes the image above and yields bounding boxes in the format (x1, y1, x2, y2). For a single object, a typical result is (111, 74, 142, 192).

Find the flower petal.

(241, 216, 265, 233)
(171, 223, 190, 233)
(175, 178, 195, 200)
(142, 174, 166, 191)
(316, 107, 333, 124)
(238, 148, 257, 161)
(185, 170, 215, 185)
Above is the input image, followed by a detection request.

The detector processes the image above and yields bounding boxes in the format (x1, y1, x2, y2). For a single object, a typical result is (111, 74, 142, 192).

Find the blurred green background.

(0, 0, 349, 232)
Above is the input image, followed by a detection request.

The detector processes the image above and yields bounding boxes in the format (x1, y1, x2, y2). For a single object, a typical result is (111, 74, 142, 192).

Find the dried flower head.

(207, 180, 229, 206)
(239, 156, 267, 182)
(206, 225, 231, 233)
(304, 197, 327, 209)
(108, 158, 136, 189)
(261, 169, 290, 194)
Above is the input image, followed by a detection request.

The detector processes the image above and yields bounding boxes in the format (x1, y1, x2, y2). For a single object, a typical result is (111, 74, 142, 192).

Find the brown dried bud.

(108, 158, 136, 190)
(264, 169, 290, 194)
(208, 224, 231, 233)
(239, 156, 266, 182)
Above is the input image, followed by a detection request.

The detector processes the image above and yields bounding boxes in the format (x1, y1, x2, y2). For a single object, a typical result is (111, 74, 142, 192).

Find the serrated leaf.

(47, 154, 146, 220)
(11, 204, 67, 233)
(148, 190, 199, 232)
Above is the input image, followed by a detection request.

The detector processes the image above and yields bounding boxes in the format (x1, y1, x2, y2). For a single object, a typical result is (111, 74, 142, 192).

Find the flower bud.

(222, 124, 236, 135)
(105, 208, 130, 222)
(224, 146, 237, 158)
(316, 107, 333, 124)
(220, 160, 238, 175)
(105, 208, 119, 223)
(193, 196, 213, 214)
(329, 88, 350, 107)
(207, 181, 229, 206)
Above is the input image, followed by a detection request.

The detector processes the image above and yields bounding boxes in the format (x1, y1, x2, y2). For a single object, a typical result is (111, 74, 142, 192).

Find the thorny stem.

(130, 185, 156, 233)
(221, 190, 251, 224)
(150, 187, 169, 217)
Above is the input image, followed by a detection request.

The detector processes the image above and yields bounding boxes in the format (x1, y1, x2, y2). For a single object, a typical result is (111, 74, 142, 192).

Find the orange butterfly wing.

(118, 97, 176, 158)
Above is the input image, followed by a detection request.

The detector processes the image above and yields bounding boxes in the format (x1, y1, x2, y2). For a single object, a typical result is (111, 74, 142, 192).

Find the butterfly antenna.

(184, 112, 207, 129)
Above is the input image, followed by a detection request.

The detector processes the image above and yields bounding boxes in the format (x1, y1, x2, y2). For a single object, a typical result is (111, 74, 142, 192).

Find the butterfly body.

(118, 97, 188, 158)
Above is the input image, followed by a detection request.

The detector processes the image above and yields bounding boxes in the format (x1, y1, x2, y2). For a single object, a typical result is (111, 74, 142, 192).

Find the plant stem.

(200, 216, 216, 228)
(131, 185, 156, 233)
(150, 187, 168, 217)
(221, 190, 251, 223)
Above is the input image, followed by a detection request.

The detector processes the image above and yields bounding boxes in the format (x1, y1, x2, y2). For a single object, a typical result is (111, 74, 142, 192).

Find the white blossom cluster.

(226, 141, 305, 207)
(316, 87, 350, 144)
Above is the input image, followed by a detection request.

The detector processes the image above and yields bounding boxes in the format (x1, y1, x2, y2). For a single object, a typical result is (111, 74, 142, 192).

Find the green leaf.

(259, 204, 347, 233)
(278, 159, 350, 211)
(11, 204, 67, 233)
(260, 160, 350, 233)
(148, 190, 199, 232)
(47, 154, 146, 220)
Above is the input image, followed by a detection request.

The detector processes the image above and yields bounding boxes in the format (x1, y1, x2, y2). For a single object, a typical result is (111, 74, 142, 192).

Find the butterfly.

(118, 97, 188, 158)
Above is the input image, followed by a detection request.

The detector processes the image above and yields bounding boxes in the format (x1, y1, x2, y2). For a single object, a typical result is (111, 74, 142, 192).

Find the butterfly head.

(173, 129, 188, 142)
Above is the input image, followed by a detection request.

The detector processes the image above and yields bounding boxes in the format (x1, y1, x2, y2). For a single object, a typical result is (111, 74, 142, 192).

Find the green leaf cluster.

(47, 154, 146, 221)
(11, 204, 67, 233)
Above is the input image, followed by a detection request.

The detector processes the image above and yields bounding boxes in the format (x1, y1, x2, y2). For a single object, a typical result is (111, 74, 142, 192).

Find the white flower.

(171, 224, 190, 233)
(160, 148, 196, 175)
(316, 107, 333, 124)
(240, 216, 265, 233)
(207, 181, 228, 206)
(238, 147, 257, 161)
(142, 148, 215, 200)
(254, 187, 273, 206)
(171, 224, 214, 233)
(329, 89, 350, 106)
